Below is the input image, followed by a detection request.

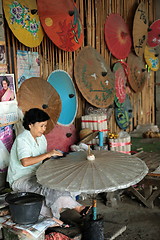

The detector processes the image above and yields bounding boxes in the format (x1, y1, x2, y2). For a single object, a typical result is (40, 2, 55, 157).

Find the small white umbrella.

(36, 150, 148, 194)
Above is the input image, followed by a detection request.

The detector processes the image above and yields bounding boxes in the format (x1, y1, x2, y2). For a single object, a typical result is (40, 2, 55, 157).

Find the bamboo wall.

(4, 0, 156, 133)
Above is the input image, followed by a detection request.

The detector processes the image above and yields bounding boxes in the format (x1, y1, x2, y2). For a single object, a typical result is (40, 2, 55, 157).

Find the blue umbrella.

(47, 70, 78, 126)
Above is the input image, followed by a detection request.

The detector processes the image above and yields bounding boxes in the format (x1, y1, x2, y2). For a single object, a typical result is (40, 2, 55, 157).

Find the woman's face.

(2, 80, 8, 90)
(29, 121, 48, 139)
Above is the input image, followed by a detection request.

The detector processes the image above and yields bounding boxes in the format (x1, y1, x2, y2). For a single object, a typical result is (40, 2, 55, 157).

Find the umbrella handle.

(92, 199, 97, 220)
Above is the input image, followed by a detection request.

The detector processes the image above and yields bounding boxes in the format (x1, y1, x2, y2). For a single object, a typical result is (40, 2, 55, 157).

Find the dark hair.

(1, 76, 10, 87)
(23, 108, 50, 130)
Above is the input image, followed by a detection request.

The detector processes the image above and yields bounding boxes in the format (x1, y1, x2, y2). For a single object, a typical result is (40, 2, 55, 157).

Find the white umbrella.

(36, 150, 148, 194)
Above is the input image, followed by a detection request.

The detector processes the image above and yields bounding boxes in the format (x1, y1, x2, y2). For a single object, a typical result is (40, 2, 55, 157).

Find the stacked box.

(81, 114, 108, 145)
(109, 136, 131, 155)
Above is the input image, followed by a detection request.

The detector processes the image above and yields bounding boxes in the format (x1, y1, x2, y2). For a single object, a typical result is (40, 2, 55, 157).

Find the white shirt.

(7, 129, 47, 186)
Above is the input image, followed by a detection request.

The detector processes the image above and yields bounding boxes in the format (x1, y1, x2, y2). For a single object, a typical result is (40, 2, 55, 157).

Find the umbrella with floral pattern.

(3, 0, 44, 47)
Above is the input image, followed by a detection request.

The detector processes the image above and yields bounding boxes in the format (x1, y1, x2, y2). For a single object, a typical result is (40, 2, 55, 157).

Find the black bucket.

(5, 192, 45, 225)
(82, 216, 104, 240)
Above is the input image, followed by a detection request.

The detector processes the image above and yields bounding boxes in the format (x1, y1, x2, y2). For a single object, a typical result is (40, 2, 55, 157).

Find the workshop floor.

(61, 192, 160, 240)
(131, 137, 160, 153)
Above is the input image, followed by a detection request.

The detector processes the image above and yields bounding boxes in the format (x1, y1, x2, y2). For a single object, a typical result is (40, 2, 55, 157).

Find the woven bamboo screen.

(4, 0, 156, 133)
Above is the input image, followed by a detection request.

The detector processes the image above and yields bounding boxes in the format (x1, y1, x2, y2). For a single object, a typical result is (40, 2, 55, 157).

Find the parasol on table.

(147, 19, 160, 48)
(37, 0, 83, 51)
(127, 52, 147, 93)
(17, 77, 61, 134)
(74, 46, 115, 108)
(36, 149, 148, 221)
(132, 2, 148, 57)
(144, 45, 159, 72)
(3, 0, 44, 47)
(36, 150, 148, 194)
(104, 13, 132, 60)
(47, 70, 78, 126)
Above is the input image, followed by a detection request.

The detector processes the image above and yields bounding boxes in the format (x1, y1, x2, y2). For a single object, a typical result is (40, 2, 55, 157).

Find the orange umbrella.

(104, 13, 132, 60)
(133, 2, 148, 57)
(74, 46, 115, 108)
(17, 77, 61, 134)
(127, 52, 147, 93)
(37, 0, 83, 52)
(3, 0, 44, 47)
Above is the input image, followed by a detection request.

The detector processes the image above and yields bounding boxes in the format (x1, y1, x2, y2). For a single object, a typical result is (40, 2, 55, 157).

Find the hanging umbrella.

(36, 150, 148, 194)
(127, 52, 147, 93)
(132, 2, 148, 57)
(74, 46, 115, 108)
(47, 70, 78, 126)
(144, 45, 159, 71)
(147, 19, 160, 48)
(115, 94, 133, 130)
(17, 77, 61, 134)
(3, 0, 44, 48)
(104, 13, 132, 60)
(113, 62, 126, 104)
(45, 124, 77, 153)
(37, 0, 83, 52)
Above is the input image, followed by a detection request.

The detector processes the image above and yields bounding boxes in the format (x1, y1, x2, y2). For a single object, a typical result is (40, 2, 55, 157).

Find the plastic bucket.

(82, 217, 104, 240)
(5, 192, 45, 224)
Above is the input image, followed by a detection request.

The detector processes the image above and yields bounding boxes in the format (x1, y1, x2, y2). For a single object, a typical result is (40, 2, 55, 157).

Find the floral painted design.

(57, 6, 82, 51)
(9, 1, 40, 37)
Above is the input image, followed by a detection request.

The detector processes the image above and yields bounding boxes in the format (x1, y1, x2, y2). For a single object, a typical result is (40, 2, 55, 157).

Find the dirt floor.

(61, 191, 160, 240)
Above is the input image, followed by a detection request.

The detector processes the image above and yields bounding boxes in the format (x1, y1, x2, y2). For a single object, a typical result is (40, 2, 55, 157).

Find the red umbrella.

(147, 19, 160, 48)
(104, 13, 132, 60)
(37, 0, 83, 52)
(45, 124, 77, 153)
(113, 62, 126, 104)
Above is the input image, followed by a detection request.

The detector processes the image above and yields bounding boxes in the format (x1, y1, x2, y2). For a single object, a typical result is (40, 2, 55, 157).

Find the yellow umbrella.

(3, 0, 44, 47)
(144, 45, 159, 71)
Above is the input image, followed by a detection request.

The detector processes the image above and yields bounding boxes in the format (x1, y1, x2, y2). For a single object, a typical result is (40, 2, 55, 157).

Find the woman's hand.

(47, 149, 63, 158)
(21, 150, 63, 167)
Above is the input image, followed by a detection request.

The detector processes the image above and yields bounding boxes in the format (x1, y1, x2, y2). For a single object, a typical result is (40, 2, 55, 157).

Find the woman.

(0, 76, 14, 102)
(7, 108, 91, 226)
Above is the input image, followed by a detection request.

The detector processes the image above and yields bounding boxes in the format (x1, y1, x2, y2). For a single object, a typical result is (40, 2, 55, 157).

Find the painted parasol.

(37, 0, 83, 52)
(3, 0, 44, 48)
(147, 19, 160, 48)
(74, 46, 115, 108)
(115, 94, 133, 130)
(127, 52, 147, 93)
(47, 70, 78, 126)
(113, 62, 127, 105)
(45, 123, 77, 153)
(132, 2, 148, 57)
(104, 13, 132, 60)
(17, 77, 61, 134)
(144, 45, 159, 71)
(36, 150, 148, 194)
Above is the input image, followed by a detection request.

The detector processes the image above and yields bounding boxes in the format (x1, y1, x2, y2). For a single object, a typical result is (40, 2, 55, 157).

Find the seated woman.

(7, 108, 91, 226)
